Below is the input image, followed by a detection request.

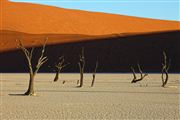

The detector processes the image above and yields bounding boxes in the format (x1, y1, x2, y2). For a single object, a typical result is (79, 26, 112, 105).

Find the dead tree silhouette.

(53, 56, 69, 82)
(91, 59, 98, 87)
(131, 64, 148, 83)
(17, 39, 48, 96)
(161, 51, 171, 87)
(78, 47, 85, 87)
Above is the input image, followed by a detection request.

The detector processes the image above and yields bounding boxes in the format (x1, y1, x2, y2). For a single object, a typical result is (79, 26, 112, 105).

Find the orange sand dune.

(0, 0, 180, 52)
(1, 0, 179, 35)
(0, 30, 120, 52)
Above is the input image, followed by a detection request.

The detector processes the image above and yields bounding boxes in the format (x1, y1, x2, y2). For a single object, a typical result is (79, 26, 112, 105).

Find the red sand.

(0, 0, 179, 52)
(1, 0, 179, 35)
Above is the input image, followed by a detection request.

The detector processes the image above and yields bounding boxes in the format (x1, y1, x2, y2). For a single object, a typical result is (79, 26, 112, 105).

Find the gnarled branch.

(161, 51, 170, 87)
(131, 64, 148, 83)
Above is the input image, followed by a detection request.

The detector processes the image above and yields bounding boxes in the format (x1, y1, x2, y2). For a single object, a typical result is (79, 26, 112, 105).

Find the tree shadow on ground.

(8, 93, 25, 96)
(8, 93, 39, 96)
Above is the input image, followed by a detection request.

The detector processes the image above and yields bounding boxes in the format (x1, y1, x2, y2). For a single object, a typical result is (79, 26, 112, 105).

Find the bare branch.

(167, 59, 171, 71)
(37, 39, 47, 65)
(137, 63, 143, 78)
(16, 39, 33, 73)
(163, 51, 167, 66)
(131, 66, 136, 80)
(35, 39, 48, 74)
(29, 47, 34, 60)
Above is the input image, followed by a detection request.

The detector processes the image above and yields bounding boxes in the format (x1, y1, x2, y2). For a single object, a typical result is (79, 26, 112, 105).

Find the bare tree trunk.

(79, 63, 84, 87)
(91, 60, 98, 87)
(164, 70, 169, 86)
(161, 51, 170, 87)
(78, 48, 85, 87)
(54, 70, 60, 82)
(162, 69, 169, 87)
(91, 74, 95, 87)
(25, 74, 35, 95)
(161, 69, 165, 85)
(131, 67, 136, 83)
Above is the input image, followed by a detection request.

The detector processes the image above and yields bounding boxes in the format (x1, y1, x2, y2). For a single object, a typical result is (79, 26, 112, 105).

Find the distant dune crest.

(1, 0, 179, 35)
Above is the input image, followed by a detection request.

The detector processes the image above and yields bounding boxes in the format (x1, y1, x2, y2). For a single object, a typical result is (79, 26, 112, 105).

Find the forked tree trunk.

(162, 69, 169, 87)
(131, 64, 148, 83)
(24, 74, 35, 95)
(161, 51, 170, 87)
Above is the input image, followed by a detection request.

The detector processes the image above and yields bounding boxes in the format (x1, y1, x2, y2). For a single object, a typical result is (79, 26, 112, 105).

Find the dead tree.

(53, 56, 69, 82)
(131, 64, 148, 83)
(17, 39, 48, 96)
(91, 59, 98, 87)
(78, 47, 85, 87)
(161, 51, 170, 87)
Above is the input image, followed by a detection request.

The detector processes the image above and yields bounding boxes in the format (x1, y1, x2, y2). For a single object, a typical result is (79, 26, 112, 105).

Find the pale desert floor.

(0, 73, 179, 120)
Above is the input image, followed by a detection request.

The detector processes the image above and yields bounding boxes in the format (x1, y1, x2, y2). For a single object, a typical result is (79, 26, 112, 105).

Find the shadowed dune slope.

(1, 0, 179, 36)
(0, 30, 179, 73)
(0, 30, 178, 52)
(1, 0, 179, 72)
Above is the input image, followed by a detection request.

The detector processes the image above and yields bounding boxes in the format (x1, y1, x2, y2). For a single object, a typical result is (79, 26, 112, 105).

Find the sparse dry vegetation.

(13, 41, 174, 94)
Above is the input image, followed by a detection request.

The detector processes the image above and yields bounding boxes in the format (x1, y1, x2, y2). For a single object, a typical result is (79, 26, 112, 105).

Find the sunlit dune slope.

(1, 0, 179, 35)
